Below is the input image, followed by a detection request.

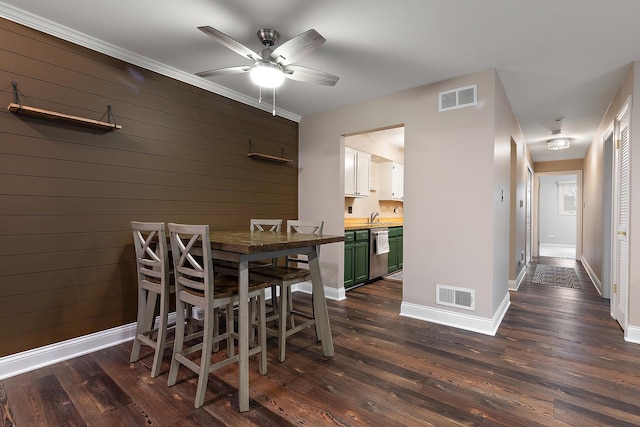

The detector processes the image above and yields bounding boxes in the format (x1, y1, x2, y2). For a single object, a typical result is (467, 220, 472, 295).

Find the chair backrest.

(131, 221, 169, 288)
(287, 220, 324, 235)
(286, 220, 324, 264)
(250, 219, 283, 232)
(168, 223, 213, 298)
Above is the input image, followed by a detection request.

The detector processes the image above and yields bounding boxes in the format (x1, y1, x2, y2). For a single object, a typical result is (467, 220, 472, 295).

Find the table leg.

(238, 259, 249, 412)
(308, 249, 334, 357)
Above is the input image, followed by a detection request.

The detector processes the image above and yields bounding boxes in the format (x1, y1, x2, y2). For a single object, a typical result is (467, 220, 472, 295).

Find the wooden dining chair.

(129, 221, 174, 378)
(250, 218, 282, 232)
(215, 218, 283, 313)
(166, 223, 269, 409)
(250, 220, 324, 362)
(213, 219, 283, 277)
(245, 219, 286, 339)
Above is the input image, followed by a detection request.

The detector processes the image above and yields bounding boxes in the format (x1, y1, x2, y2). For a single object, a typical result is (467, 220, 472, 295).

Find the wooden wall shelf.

(247, 152, 292, 164)
(7, 103, 122, 131)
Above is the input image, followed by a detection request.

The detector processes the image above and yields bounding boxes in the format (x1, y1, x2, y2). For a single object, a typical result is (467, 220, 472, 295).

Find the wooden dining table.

(207, 229, 344, 412)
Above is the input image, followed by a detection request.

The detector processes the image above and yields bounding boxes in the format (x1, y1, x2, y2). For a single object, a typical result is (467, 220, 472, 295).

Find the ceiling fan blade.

(283, 65, 339, 86)
(270, 29, 326, 66)
(198, 26, 261, 61)
(196, 66, 251, 78)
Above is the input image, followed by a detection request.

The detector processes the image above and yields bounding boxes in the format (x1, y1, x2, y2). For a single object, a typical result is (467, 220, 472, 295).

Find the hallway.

(538, 243, 576, 259)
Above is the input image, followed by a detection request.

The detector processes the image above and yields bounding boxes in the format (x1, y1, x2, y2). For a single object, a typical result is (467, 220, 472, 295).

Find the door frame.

(532, 170, 583, 260)
(601, 123, 614, 301)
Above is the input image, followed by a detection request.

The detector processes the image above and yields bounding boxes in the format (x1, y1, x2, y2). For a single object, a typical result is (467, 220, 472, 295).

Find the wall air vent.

(436, 284, 475, 310)
(439, 84, 477, 112)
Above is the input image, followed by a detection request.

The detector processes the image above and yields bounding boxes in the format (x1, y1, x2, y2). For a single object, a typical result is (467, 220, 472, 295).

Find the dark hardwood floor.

(3, 257, 640, 426)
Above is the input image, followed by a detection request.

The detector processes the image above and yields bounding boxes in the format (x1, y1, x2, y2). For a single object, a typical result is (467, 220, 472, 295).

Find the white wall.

(493, 72, 524, 309)
(299, 69, 526, 333)
(538, 175, 577, 245)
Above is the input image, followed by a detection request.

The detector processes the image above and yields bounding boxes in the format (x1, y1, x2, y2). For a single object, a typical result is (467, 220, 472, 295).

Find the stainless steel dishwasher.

(369, 228, 389, 280)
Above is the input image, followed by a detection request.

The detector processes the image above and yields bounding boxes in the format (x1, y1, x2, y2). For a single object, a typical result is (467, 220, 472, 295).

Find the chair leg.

(130, 288, 157, 363)
(130, 287, 147, 363)
(249, 297, 257, 342)
(150, 290, 169, 378)
(270, 284, 278, 321)
(194, 308, 215, 409)
(257, 291, 267, 375)
(167, 298, 186, 387)
(287, 287, 295, 330)
(226, 303, 235, 357)
(278, 286, 288, 363)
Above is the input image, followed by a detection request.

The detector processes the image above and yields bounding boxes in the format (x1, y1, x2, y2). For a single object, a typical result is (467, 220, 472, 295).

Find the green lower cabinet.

(388, 226, 403, 273)
(388, 236, 399, 272)
(344, 229, 369, 288)
(398, 233, 403, 269)
(344, 231, 355, 288)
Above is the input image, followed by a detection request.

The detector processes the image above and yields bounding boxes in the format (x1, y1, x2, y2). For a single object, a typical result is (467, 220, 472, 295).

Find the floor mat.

(385, 270, 403, 281)
(531, 265, 581, 289)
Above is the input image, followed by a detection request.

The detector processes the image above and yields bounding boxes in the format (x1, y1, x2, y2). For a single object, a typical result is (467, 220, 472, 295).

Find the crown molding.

(0, 3, 301, 122)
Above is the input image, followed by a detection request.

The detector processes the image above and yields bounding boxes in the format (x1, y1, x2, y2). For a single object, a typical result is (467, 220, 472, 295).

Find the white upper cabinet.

(378, 162, 404, 201)
(345, 147, 371, 197)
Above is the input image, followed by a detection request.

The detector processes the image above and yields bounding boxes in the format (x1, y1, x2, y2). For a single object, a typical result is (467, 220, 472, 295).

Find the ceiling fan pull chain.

(272, 87, 276, 116)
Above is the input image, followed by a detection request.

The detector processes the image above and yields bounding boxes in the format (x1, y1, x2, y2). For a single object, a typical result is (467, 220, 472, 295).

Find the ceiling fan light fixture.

(250, 62, 284, 88)
(547, 138, 571, 150)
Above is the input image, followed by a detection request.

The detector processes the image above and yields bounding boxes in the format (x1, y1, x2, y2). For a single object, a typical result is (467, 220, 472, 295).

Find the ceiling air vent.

(439, 84, 477, 112)
(436, 284, 475, 310)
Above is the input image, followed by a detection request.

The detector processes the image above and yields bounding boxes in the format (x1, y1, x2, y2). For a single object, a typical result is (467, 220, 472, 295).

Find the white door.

(613, 102, 630, 329)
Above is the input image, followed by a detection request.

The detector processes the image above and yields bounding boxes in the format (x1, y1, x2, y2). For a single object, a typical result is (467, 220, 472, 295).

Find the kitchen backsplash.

(344, 198, 403, 219)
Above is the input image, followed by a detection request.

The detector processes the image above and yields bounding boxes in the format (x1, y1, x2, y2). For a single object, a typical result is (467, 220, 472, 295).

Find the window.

(558, 181, 577, 215)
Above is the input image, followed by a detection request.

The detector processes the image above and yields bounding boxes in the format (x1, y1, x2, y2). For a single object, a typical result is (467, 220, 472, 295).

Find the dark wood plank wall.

(0, 18, 299, 357)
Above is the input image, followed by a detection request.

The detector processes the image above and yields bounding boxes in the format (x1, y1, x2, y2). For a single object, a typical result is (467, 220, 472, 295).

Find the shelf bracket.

(106, 105, 118, 128)
(11, 81, 21, 105)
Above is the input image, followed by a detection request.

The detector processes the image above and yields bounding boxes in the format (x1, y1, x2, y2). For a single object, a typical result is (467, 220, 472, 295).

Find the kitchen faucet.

(369, 211, 380, 223)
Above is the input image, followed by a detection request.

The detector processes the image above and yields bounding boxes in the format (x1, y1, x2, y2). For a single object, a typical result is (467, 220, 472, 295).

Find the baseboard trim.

(581, 256, 603, 296)
(0, 323, 137, 380)
(509, 266, 527, 291)
(293, 281, 346, 301)
(0, 310, 186, 380)
(625, 324, 640, 344)
(399, 292, 511, 336)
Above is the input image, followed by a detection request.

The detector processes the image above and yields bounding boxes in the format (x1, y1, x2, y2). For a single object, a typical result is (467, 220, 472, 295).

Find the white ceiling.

(2, 0, 640, 162)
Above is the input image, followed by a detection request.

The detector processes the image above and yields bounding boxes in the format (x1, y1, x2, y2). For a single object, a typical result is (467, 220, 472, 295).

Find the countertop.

(344, 218, 403, 231)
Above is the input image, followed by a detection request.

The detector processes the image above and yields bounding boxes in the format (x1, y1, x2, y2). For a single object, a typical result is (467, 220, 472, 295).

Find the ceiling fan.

(195, 26, 339, 114)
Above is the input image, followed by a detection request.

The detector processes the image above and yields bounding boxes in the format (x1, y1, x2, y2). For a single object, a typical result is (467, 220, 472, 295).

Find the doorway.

(533, 171, 583, 260)
(601, 128, 614, 300)
(343, 125, 405, 289)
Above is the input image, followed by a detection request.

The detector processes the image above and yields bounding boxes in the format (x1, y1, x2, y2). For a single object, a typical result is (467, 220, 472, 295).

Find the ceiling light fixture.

(547, 138, 571, 150)
(547, 116, 571, 150)
(249, 61, 284, 88)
